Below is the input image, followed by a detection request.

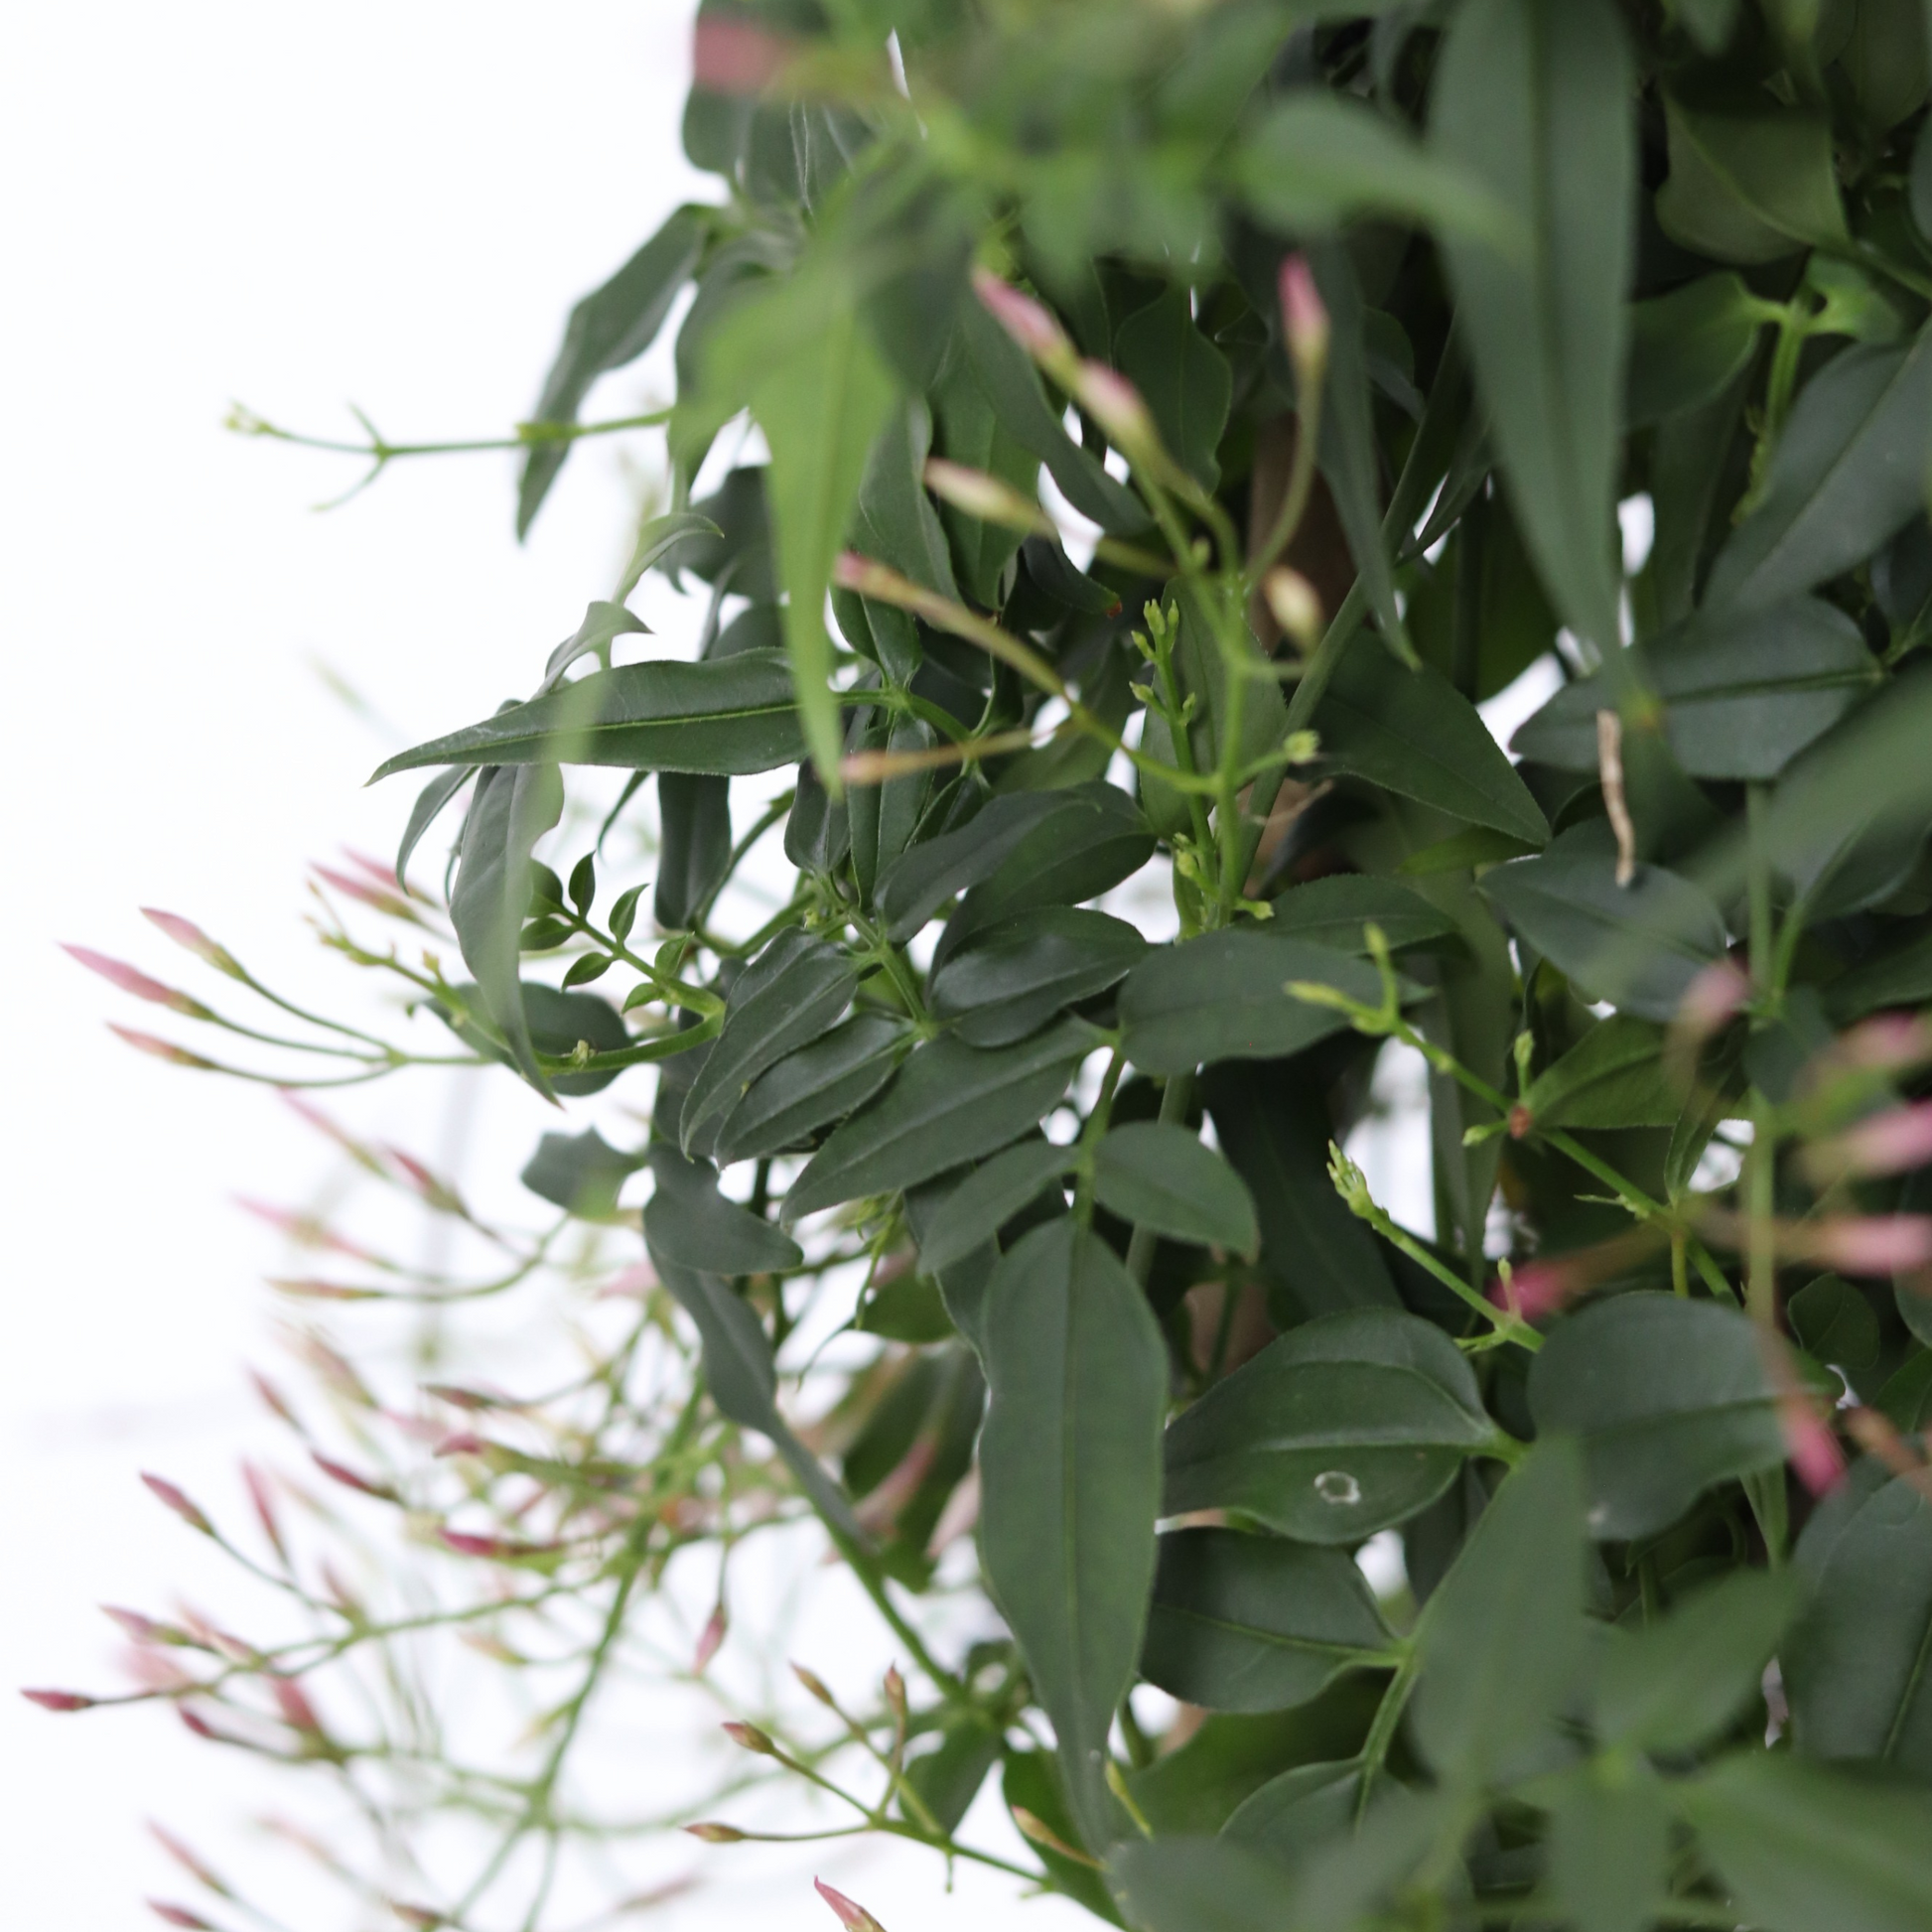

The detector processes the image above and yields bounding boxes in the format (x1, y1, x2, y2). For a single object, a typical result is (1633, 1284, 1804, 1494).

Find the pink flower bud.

(269, 1676, 323, 1735)
(814, 1878, 889, 1932)
(103, 1606, 180, 1646)
(971, 269, 1072, 366)
(1278, 255, 1329, 380)
(147, 1903, 215, 1930)
(63, 946, 210, 1017)
(1067, 361, 1160, 462)
(312, 863, 413, 919)
(149, 1824, 228, 1895)
(142, 1473, 213, 1536)
(1804, 1101, 1932, 1183)
(922, 458, 1054, 535)
(1781, 1396, 1846, 1497)
(141, 909, 240, 977)
(1807, 1215, 1932, 1276)
(22, 1688, 95, 1712)
(691, 14, 794, 94)
(833, 550, 896, 599)
(109, 1026, 217, 1070)
(694, 1604, 727, 1675)
(311, 1453, 396, 1501)
(723, 1721, 777, 1756)
(791, 1663, 834, 1705)
(433, 1432, 485, 1457)
(1675, 957, 1752, 1040)
(685, 1822, 747, 1844)
(1836, 1011, 1932, 1071)
(1487, 1258, 1582, 1321)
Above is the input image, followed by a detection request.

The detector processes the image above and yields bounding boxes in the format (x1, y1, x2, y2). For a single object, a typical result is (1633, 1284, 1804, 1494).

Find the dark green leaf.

(373, 652, 803, 781)
(680, 929, 860, 1157)
(643, 1147, 802, 1276)
(1708, 333, 1932, 614)
(1093, 1122, 1258, 1257)
(1480, 822, 1729, 1022)
(614, 508, 725, 603)
(1220, 1760, 1362, 1869)
(714, 1012, 907, 1165)
(518, 206, 708, 535)
(654, 772, 732, 931)
(1546, 1772, 1670, 1932)
(1164, 1309, 1500, 1543)
(1521, 1015, 1680, 1132)
(1410, 1441, 1587, 1783)
(1202, 1063, 1400, 1320)
(1269, 875, 1460, 955)
(876, 791, 1062, 943)
(1656, 92, 1847, 264)
(913, 1138, 1073, 1275)
(437, 980, 630, 1097)
(1119, 932, 1401, 1077)
(1513, 598, 1878, 781)
(1141, 1528, 1395, 1714)
(519, 1128, 642, 1221)
(1115, 285, 1232, 489)
(1107, 1835, 1295, 1932)
(1672, 1752, 1932, 1932)
(1596, 1567, 1796, 1753)
(1786, 1473, 1932, 1776)
(1826, 926, 1932, 1022)
(1433, 0, 1634, 654)
(1625, 272, 1769, 427)
(1311, 648, 1550, 844)
(1788, 1273, 1881, 1371)
(782, 1022, 1092, 1222)
(856, 1270, 956, 1345)
(539, 600, 650, 692)
(396, 766, 474, 885)
(1527, 1294, 1785, 1539)
(981, 1221, 1168, 1850)
(930, 908, 1146, 1046)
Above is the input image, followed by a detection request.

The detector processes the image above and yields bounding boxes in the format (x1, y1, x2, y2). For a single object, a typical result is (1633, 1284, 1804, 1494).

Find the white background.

(0, 5, 1089, 1926)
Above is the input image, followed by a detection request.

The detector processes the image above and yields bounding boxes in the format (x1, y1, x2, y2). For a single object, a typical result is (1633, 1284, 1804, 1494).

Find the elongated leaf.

(1108, 1837, 1292, 1932)
(1528, 1294, 1784, 1539)
(1235, 93, 1514, 241)
(713, 1012, 907, 1166)
(1114, 285, 1232, 489)
(1312, 648, 1549, 844)
(931, 908, 1146, 1047)
(653, 772, 731, 931)
(681, 929, 860, 1156)
(915, 1139, 1074, 1275)
(981, 1220, 1168, 1850)
(1626, 272, 1768, 427)
(1433, 0, 1633, 656)
(1513, 597, 1878, 781)
(1165, 1310, 1500, 1543)
(1656, 93, 1847, 265)
(1520, 1015, 1680, 1132)
(1480, 823, 1729, 1022)
(644, 1147, 801, 1277)
(1269, 875, 1460, 955)
(1220, 1760, 1362, 1867)
(1708, 332, 1932, 613)
(518, 205, 708, 534)
(1786, 1473, 1932, 1776)
(782, 1022, 1092, 1221)
(876, 791, 1059, 941)
(1827, 927, 1932, 1021)
(451, 764, 563, 1093)
(396, 765, 474, 884)
(1141, 1528, 1395, 1714)
(539, 599, 650, 692)
(374, 652, 803, 780)
(1546, 1773, 1670, 1932)
(1092, 1122, 1258, 1257)
(1672, 1752, 1932, 1932)
(1411, 1442, 1588, 1785)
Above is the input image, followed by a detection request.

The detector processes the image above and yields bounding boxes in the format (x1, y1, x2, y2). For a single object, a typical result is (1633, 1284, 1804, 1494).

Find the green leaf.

(1596, 1567, 1797, 1754)
(1092, 1122, 1258, 1257)
(1786, 1473, 1932, 1776)
(1546, 1771, 1671, 1932)
(680, 929, 859, 1157)
(1433, 0, 1634, 655)
(519, 1128, 643, 1222)
(1480, 822, 1729, 1022)
(1002, 1748, 1125, 1920)
(1164, 1309, 1499, 1544)
(1234, 92, 1515, 241)
(643, 1147, 802, 1276)
(1527, 1294, 1785, 1539)
(929, 908, 1147, 1047)
(1655, 91, 1848, 264)
(1220, 1760, 1362, 1868)
(653, 772, 732, 931)
(782, 1022, 1092, 1222)
(373, 652, 804, 781)
(876, 791, 1062, 941)
(396, 765, 474, 885)
(1513, 597, 1878, 781)
(1268, 875, 1460, 954)
(914, 1138, 1074, 1275)
(930, 346, 1035, 608)
(1708, 333, 1932, 614)
(539, 600, 650, 692)
(980, 1220, 1168, 1851)
(1119, 932, 1401, 1077)
(450, 765, 564, 1094)
(1671, 1752, 1932, 1932)
(1114, 285, 1232, 490)
(614, 508, 725, 604)
(1625, 272, 1769, 427)
(1410, 1440, 1588, 1785)
(1108, 1835, 1300, 1932)
(436, 980, 630, 1097)
(1141, 1528, 1395, 1714)
(1787, 1272, 1881, 1371)
(1520, 1015, 1680, 1132)
(714, 1012, 908, 1166)
(1826, 925, 1932, 1021)
(1311, 648, 1550, 845)
(1201, 1063, 1400, 1320)
(517, 205, 708, 535)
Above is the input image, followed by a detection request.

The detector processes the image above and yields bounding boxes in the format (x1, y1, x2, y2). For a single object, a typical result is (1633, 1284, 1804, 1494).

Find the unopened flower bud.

(814, 1878, 889, 1932)
(1278, 255, 1329, 387)
(684, 1822, 747, 1844)
(1262, 568, 1323, 651)
(311, 1452, 397, 1501)
(1803, 1101, 1932, 1184)
(722, 1721, 777, 1756)
(63, 946, 211, 1018)
(694, 1604, 727, 1675)
(1807, 1215, 1932, 1276)
(142, 1473, 213, 1536)
(922, 459, 1055, 537)
(141, 909, 242, 978)
(1068, 361, 1159, 463)
(791, 1663, 834, 1706)
(22, 1688, 96, 1713)
(147, 1903, 215, 1930)
(110, 1026, 217, 1069)
(971, 269, 1072, 367)
(270, 1676, 323, 1735)
(883, 1664, 906, 1724)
